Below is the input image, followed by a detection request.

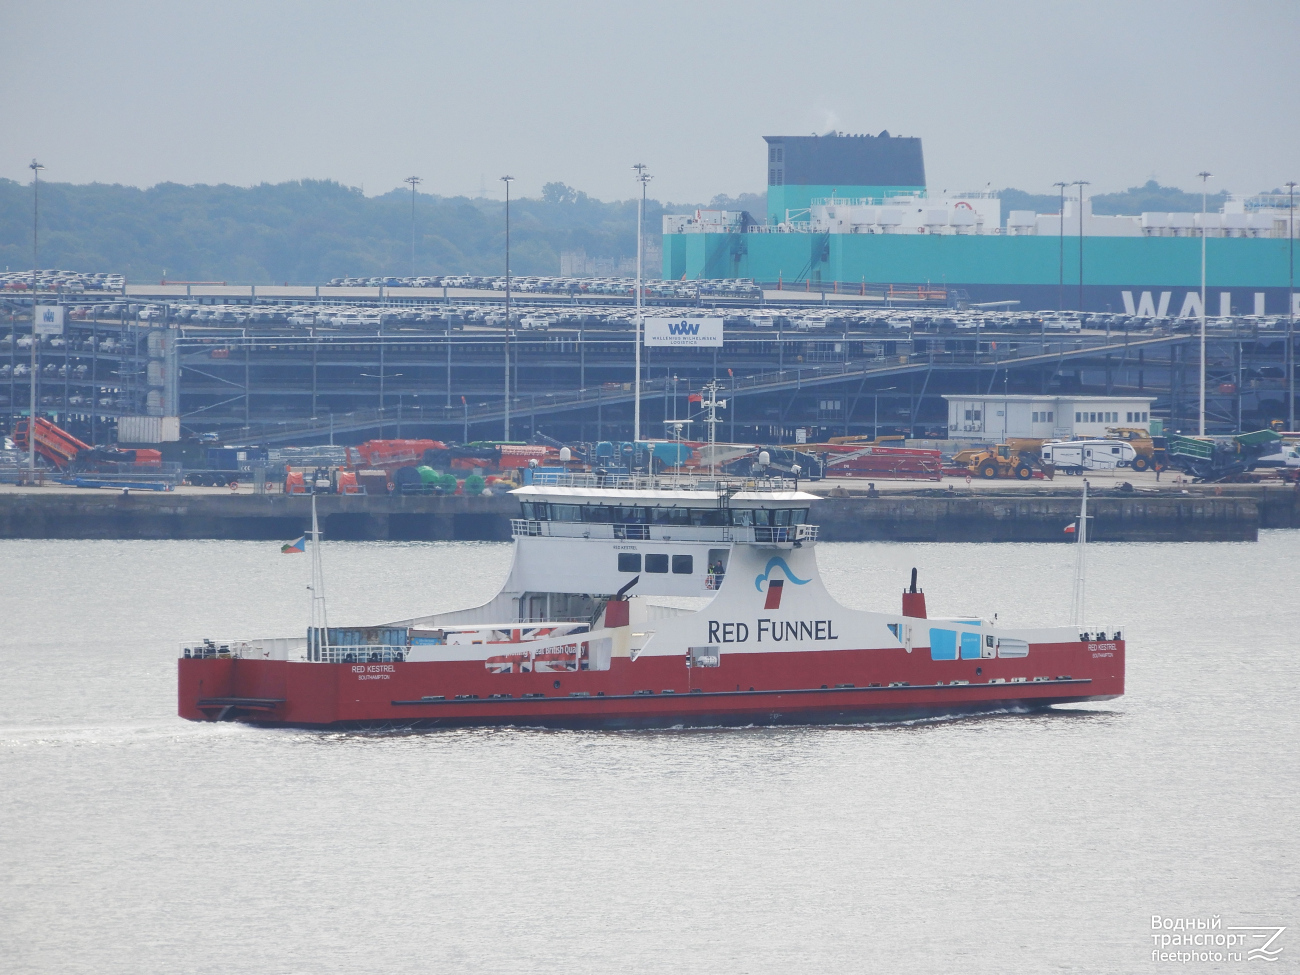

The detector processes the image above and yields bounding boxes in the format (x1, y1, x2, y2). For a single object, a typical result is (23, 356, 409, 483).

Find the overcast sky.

(2, 0, 1297, 203)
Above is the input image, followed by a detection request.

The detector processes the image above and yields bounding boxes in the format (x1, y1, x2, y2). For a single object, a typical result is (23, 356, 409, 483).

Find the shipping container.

(117, 415, 180, 444)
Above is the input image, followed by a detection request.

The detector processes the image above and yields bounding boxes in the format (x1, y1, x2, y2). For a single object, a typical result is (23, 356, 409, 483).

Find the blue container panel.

(929, 628, 958, 661)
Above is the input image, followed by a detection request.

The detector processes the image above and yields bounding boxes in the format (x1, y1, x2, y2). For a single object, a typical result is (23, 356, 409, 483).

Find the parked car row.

(0, 269, 124, 292)
(321, 274, 762, 298)
(1, 331, 122, 351)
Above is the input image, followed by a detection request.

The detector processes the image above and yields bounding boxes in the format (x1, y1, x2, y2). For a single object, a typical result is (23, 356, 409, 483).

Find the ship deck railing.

(510, 519, 818, 545)
(182, 640, 409, 663)
(312, 645, 408, 664)
(524, 471, 796, 493)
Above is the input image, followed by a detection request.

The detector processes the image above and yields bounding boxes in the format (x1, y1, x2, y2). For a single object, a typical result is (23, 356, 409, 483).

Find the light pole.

(1198, 171, 1213, 435)
(873, 386, 896, 440)
(360, 372, 400, 414)
(28, 158, 43, 475)
(1053, 182, 1068, 311)
(1074, 180, 1089, 313)
(1287, 180, 1295, 430)
(634, 163, 651, 442)
(500, 176, 514, 441)
(404, 176, 421, 279)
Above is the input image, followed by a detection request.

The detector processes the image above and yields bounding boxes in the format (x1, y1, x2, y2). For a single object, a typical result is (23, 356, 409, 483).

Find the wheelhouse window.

(649, 507, 691, 526)
(730, 508, 808, 527)
(690, 509, 729, 527)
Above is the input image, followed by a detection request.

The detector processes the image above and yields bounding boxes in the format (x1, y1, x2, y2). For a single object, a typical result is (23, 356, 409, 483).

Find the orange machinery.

(344, 439, 445, 473)
(13, 417, 162, 470)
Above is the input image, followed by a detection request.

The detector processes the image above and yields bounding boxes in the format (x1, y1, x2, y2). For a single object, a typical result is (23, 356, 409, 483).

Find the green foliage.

(997, 180, 1234, 225)
(1089, 180, 1232, 216)
(0, 177, 725, 284)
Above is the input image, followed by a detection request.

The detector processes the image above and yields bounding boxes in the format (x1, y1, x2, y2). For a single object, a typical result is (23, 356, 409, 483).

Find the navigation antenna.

(700, 380, 726, 475)
(1070, 480, 1088, 627)
(308, 493, 329, 656)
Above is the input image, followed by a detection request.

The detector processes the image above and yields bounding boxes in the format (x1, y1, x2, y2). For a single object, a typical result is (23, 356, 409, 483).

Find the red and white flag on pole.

(1064, 522, 1077, 534)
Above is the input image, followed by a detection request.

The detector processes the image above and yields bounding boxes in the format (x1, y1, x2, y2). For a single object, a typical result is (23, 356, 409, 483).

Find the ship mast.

(700, 380, 726, 476)
(1070, 480, 1088, 627)
(309, 493, 329, 649)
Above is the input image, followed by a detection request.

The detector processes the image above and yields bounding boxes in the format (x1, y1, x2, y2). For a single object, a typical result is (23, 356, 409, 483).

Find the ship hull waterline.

(179, 641, 1124, 731)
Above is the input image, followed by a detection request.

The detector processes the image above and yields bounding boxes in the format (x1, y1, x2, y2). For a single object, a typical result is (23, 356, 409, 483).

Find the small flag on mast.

(1063, 522, 1077, 534)
(282, 535, 306, 553)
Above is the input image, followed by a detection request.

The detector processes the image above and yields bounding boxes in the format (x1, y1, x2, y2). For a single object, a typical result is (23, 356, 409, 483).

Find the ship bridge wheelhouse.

(504, 480, 820, 607)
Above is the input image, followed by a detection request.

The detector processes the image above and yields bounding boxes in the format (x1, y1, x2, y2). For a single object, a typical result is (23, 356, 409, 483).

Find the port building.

(943, 394, 1157, 441)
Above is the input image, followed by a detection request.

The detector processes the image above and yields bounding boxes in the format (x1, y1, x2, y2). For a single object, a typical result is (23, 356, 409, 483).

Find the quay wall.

(1, 486, 1295, 542)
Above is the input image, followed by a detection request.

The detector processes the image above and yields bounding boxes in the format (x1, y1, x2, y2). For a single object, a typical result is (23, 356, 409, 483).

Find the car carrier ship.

(177, 474, 1124, 729)
(663, 131, 1300, 314)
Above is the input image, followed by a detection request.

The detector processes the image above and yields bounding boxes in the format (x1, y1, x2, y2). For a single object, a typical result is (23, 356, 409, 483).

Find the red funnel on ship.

(902, 568, 927, 618)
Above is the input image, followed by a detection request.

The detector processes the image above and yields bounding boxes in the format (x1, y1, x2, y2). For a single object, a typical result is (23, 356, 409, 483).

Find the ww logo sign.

(645, 316, 724, 347)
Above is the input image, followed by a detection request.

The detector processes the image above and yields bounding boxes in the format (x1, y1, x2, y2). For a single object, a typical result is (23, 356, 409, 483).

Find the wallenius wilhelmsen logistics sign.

(643, 317, 724, 347)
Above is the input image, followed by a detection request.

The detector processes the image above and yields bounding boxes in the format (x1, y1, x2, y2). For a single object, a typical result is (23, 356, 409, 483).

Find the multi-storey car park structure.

(2, 282, 1294, 448)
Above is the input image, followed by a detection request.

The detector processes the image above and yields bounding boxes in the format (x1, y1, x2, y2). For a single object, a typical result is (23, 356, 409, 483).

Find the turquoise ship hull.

(662, 232, 1297, 313)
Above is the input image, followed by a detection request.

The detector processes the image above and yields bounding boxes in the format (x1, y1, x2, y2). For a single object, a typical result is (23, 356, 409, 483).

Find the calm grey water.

(2, 535, 1297, 974)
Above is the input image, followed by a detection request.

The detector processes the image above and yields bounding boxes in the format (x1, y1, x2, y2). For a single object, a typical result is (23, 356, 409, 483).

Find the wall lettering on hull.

(1122, 291, 1172, 318)
(707, 619, 839, 643)
(1123, 289, 1271, 318)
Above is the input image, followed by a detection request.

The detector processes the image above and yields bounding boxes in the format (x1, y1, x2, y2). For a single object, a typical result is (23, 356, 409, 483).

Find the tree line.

(0, 176, 1241, 284)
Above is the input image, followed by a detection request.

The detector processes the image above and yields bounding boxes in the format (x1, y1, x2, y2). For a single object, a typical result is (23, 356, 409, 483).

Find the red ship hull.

(178, 640, 1124, 730)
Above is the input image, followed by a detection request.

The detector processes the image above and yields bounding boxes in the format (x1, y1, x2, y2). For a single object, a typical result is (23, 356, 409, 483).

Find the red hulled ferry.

(178, 474, 1123, 729)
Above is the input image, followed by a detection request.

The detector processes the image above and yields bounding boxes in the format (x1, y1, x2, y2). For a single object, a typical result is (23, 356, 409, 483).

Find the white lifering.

(229, 480, 239, 491)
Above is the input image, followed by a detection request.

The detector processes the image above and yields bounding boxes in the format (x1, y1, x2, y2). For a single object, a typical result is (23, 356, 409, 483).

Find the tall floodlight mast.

(1073, 180, 1090, 313)
(1053, 182, 1068, 312)
(1198, 171, 1213, 436)
(501, 175, 514, 440)
(633, 163, 652, 443)
(28, 158, 43, 475)
(1287, 181, 1296, 430)
(404, 176, 422, 278)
